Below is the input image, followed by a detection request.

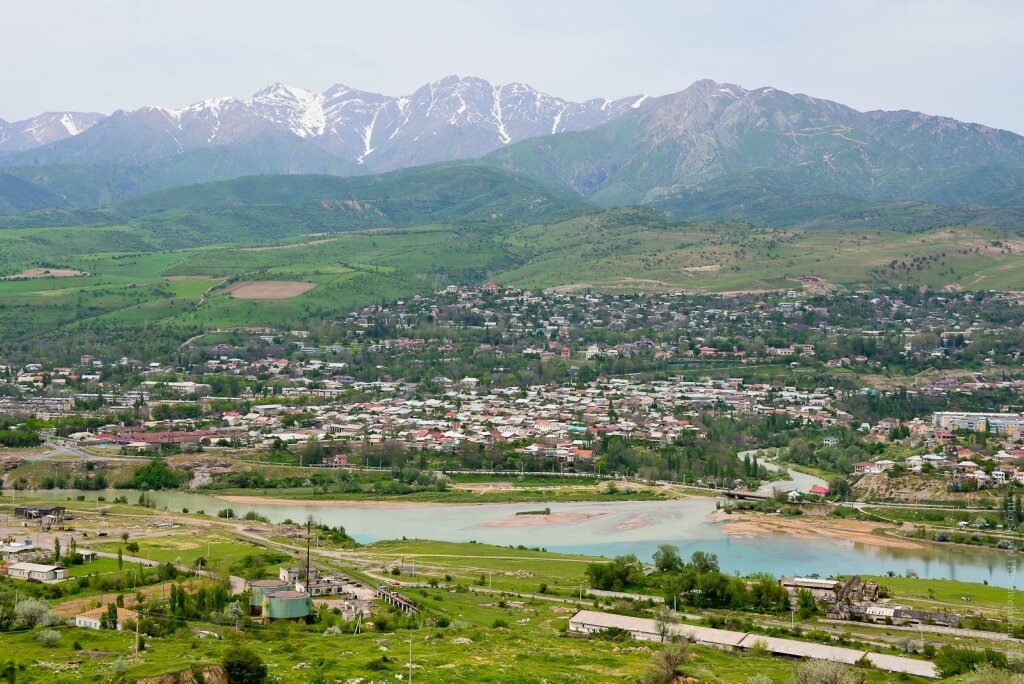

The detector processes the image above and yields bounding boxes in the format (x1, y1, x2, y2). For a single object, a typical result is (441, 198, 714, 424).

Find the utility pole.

(305, 518, 312, 588)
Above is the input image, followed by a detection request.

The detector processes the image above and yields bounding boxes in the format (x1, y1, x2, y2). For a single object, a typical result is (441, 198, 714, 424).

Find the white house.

(75, 606, 138, 630)
(6, 562, 67, 582)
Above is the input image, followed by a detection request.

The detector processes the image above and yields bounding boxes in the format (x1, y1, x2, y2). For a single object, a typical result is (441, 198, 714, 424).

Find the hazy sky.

(2, 0, 1022, 132)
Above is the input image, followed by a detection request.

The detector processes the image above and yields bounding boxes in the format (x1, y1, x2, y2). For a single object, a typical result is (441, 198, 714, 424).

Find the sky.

(2, 0, 1022, 133)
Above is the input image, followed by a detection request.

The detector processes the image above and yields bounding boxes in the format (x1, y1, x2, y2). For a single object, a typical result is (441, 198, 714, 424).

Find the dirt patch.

(223, 281, 316, 299)
(239, 238, 337, 252)
(681, 264, 721, 273)
(715, 511, 923, 550)
(2, 268, 86, 279)
(452, 482, 515, 493)
(215, 495, 451, 508)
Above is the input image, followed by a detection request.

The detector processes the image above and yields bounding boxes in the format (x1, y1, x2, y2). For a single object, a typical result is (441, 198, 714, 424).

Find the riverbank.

(203, 483, 683, 505)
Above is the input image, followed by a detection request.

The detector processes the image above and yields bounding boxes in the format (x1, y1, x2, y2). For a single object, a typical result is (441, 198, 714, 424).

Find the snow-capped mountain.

(0, 111, 104, 152)
(0, 76, 643, 172)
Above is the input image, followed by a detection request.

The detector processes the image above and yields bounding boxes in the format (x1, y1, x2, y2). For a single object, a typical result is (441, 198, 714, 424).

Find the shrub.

(965, 664, 1024, 684)
(222, 644, 268, 684)
(792, 660, 865, 684)
(640, 641, 690, 684)
(747, 676, 774, 684)
(934, 646, 1007, 677)
(36, 628, 60, 646)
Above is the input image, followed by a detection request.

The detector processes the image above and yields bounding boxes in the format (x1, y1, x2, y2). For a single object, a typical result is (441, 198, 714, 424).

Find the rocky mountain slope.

(490, 79, 1024, 213)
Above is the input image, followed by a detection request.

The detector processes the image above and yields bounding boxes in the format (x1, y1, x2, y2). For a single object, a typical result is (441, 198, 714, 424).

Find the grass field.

(90, 532, 280, 570)
(362, 539, 599, 594)
(0, 585, 930, 683)
(859, 574, 1022, 618)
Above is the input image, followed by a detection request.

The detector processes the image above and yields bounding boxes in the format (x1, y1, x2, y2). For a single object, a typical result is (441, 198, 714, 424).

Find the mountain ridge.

(0, 75, 643, 171)
(2, 77, 1024, 216)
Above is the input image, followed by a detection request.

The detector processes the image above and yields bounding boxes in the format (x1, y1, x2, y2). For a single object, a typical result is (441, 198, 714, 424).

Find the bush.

(792, 660, 865, 684)
(640, 641, 690, 684)
(746, 676, 774, 684)
(36, 628, 61, 646)
(934, 646, 1008, 677)
(965, 664, 1024, 684)
(222, 644, 268, 684)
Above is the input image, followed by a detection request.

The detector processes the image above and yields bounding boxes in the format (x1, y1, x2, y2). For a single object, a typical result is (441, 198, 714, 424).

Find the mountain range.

(2, 76, 1023, 218)
(0, 76, 641, 170)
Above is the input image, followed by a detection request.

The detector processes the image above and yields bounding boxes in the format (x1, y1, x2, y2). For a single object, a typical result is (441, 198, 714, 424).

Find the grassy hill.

(1, 159, 1024, 357)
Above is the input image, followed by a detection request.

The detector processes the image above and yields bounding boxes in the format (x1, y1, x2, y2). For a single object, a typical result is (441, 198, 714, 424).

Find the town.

(0, 284, 1022, 683)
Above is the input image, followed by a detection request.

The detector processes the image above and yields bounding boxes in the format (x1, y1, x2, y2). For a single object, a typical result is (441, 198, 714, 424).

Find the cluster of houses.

(850, 411, 1024, 487)
(49, 376, 854, 461)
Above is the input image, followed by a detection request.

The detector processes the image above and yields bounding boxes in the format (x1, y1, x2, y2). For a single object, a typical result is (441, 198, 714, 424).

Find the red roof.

(809, 485, 830, 495)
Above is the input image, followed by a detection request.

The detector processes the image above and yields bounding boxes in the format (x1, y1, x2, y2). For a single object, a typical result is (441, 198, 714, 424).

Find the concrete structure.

(297, 575, 350, 597)
(568, 610, 937, 678)
(75, 606, 138, 630)
(6, 562, 68, 582)
(376, 585, 418, 614)
(279, 566, 320, 583)
(262, 590, 312, 621)
(780, 577, 840, 603)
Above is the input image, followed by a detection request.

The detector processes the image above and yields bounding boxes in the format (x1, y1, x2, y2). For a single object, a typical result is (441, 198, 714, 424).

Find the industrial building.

(568, 610, 937, 679)
(262, 590, 312, 622)
(246, 578, 291, 615)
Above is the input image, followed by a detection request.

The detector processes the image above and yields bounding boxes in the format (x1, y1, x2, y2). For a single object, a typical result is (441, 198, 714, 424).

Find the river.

(15, 489, 1021, 589)
(738, 449, 829, 495)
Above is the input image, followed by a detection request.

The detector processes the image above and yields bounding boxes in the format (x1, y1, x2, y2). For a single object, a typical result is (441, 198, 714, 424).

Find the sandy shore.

(480, 510, 606, 527)
(614, 513, 655, 531)
(214, 494, 456, 508)
(711, 510, 923, 550)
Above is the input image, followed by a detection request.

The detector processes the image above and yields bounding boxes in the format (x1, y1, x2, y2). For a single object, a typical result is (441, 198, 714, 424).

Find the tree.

(689, 551, 719, 574)
(227, 601, 243, 629)
(15, 599, 51, 627)
(828, 476, 853, 500)
(653, 607, 678, 643)
(100, 603, 118, 629)
(223, 645, 268, 684)
(652, 544, 682, 573)
(796, 588, 819, 619)
(53, 538, 61, 564)
(117, 547, 123, 573)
